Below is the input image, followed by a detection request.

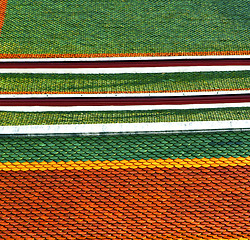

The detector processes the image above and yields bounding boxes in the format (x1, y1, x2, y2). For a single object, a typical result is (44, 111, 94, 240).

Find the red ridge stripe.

(0, 59, 249, 68)
(0, 94, 249, 106)
(0, 88, 250, 95)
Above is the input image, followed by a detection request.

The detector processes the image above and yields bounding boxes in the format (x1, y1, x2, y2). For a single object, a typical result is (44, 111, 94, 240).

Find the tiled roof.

(0, 132, 250, 238)
(0, 0, 249, 58)
(0, 0, 249, 238)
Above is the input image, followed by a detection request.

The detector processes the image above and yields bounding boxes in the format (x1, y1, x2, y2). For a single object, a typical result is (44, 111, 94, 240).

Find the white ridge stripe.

(0, 55, 249, 62)
(0, 66, 249, 74)
(0, 103, 250, 112)
(1, 90, 250, 99)
(1, 120, 250, 135)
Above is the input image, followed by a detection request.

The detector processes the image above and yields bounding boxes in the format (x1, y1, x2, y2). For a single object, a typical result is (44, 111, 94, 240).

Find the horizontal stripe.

(1, 94, 249, 106)
(1, 103, 250, 112)
(1, 71, 249, 96)
(1, 59, 249, 68)
(0, 165, 249, 239)
(1, 90, 250, 98)
(0, 51, 249, 59)
(0, 54, 249, 62)
(0, 65, 249, 74)
(1, 108, 249, 128)
(1, 131, 249, 163)
(1, 156, 249, 171)
(1, 120, 250, 134)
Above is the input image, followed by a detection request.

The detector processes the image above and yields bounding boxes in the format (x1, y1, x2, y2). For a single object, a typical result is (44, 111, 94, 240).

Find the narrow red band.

(0, 94, 249, 106)
(0, 58, 249, 68)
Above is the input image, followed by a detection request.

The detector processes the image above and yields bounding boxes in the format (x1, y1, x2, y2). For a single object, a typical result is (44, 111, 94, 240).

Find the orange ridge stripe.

(0, 50, 249, 59)
(1, 88, 250, 95)
(0, 0, 7, 34)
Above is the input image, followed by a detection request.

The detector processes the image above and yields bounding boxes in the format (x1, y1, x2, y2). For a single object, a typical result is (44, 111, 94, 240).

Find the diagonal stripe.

(0, 156, 249, 171)
(0, 0, 7, 34)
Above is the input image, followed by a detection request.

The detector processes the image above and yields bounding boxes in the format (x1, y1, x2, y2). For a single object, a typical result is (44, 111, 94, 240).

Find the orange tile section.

(0, 0, 7, 34)
(0, 50, 249, 59)
(0, 165, 249, 239)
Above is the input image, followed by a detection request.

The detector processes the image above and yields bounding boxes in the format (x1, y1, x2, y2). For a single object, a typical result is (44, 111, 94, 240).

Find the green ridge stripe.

(0, 71, 249, 94)
(1, 0, 249, 55)
(0, 108, 249, 126)
(1, 131, 250, 163)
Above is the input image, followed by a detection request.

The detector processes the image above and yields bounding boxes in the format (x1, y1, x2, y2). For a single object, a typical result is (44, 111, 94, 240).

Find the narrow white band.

(1, 120, 250, 135)
(0, 55, 249, 62)
(0, 66, 249, 74)
(0, 102, 249, 112)
(1, 90, 250, 99)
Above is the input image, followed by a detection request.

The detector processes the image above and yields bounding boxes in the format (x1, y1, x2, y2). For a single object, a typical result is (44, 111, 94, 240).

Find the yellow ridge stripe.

(0, 50, 249, 59)
(1, 156, 250, 171)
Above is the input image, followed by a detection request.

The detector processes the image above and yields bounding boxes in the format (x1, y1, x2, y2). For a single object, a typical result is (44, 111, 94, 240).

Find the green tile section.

(1, 131, 249, 163)
(1, 71, 249, 94)
(0, 108, 249, 126)
(1, 0, 248, 55)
